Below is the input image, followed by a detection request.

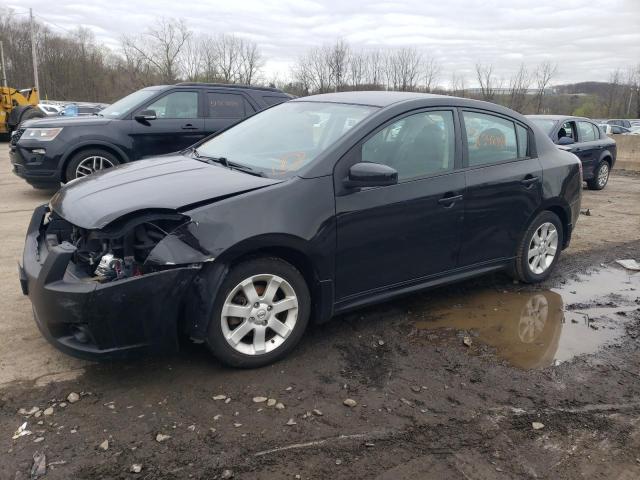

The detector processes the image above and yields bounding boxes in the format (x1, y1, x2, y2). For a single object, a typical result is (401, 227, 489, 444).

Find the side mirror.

(134, 109, 157, 122)
(557, 136, 574, 146)
(344, 162, 398, 189)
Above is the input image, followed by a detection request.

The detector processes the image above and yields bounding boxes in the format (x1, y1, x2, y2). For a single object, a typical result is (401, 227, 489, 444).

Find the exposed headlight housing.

(22, 127, 63, 141)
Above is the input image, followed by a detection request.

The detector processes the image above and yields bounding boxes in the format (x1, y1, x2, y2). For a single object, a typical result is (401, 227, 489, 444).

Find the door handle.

(438, 194, 463, 207)
(520, 176, 539, 188)
(181, 124, 198, 130)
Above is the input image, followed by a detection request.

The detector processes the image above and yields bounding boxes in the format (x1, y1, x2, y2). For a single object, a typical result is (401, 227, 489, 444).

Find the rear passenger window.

(262, 95, 288, 106)
(578, 121, 597, 142)
(362, 110, 455, 181)
(207, 93, 254, 118)
(463, 111, 518, 166)
(516, 124, 529, 158)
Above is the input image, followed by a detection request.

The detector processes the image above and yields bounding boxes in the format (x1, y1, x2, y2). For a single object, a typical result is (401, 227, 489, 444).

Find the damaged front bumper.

(19, 205, 200, 361)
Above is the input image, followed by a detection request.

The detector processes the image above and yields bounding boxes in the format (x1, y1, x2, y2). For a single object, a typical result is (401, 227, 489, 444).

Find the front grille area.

(10, 128, 25, 146)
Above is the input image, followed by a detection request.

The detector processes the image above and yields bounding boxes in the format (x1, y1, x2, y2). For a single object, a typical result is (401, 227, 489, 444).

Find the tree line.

(1, 12, 638, 118)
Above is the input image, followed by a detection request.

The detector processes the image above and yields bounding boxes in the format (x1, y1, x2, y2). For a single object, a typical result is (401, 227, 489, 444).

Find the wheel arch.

(521, 200, 572, 252)
(182, 234, 333, 343)
(60, 142, 130, 182)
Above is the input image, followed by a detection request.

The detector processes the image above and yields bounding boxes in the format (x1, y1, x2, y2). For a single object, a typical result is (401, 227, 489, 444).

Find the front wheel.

(65, 148, 120, 182)
(206, 257, 310, 368)
(587, 161, 610, 190)
(512, 211, 563, 283)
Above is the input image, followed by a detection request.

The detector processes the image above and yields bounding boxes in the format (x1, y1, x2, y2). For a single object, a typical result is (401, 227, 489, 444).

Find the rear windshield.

(529, 118, 557, 135)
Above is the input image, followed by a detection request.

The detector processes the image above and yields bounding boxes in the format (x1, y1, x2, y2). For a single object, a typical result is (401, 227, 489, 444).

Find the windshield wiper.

(194, 153, 266, 177)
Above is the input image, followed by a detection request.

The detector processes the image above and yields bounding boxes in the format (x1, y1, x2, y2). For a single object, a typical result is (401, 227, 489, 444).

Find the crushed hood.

(50, 155, 282, 229)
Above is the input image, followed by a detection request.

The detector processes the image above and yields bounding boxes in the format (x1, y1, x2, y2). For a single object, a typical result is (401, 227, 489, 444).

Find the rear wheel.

(587, 161, 610, 190)
(206, 257, 310, 368)
(65, 148, 120, 181)
(512, 211, 563, 283)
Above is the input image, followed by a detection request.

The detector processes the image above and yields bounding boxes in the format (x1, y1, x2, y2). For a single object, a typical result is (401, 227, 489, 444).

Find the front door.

(458, 109, 542, 266)
(334, 109, 464, 301)
(130, 90, 205, 159)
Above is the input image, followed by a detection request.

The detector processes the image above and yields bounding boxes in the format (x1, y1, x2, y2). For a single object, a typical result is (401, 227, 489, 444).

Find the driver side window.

(558, 121, 576, 141)
(361, 110, 455, 181)
(145, 91, 198, 119)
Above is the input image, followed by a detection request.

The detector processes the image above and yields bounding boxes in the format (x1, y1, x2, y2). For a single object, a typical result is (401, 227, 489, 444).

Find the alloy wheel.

(75, 155, 115, 178)
(518, 294, 548, 343)
(597, 163, 609, 188)
(527, 222, 558, 275)
(220, 274, 299, 356)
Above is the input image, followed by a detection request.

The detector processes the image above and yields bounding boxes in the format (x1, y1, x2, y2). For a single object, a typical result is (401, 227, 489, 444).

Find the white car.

(599, 124, 632, 135)
(38, 104, 63, 116)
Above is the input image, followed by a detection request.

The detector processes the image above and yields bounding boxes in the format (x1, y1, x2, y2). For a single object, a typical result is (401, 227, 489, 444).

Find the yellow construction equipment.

(1, 86, 45, 138)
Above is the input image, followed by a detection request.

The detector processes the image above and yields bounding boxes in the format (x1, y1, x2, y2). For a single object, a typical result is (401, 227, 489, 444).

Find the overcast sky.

(4, 0, 640, 86)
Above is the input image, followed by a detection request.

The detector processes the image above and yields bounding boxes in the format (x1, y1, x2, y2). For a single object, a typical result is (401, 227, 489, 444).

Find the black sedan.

(20, 92, 582, 367)
(527, 115, 616, 190)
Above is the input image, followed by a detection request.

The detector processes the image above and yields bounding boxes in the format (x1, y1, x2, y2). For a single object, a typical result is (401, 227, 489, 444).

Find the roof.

(175, 82, 286, 93)
(294, 91, 443, 107)
(526, 114, 591, 122)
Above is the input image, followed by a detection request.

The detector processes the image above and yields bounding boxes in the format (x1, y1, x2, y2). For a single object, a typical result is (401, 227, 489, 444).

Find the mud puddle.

(414, 265, 639, 368)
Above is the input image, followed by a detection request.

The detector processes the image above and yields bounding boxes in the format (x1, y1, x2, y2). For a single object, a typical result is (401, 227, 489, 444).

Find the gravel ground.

(1, 142, 639, 479)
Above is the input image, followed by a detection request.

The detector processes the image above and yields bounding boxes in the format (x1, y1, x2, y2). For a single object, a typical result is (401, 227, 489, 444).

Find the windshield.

(196, 101, 379, 177)
(99, 88, 159, 117)
(529, 118, 558, 135)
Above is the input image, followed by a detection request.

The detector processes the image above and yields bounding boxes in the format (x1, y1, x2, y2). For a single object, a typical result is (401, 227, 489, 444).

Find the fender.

(598, 148, 615, 168)
(521, 197, 573, 250)
(58, 140, 132, 177)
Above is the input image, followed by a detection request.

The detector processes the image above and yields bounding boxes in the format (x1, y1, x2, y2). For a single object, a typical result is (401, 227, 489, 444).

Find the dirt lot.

(1, 142, 639, 479)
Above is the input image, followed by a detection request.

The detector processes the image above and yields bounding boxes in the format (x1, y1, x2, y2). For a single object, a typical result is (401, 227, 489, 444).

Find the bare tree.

(386, 48, 421, 91)
(533, 61, 557, 114)
(450, 71, 467, 97)
(423, 56, 441, 92)
(349, 51, 367, 89)
(507, 63, 530, 112)
(628, 64, 640, 118)
(604, 69, 623, 117)
(475, 63, 497, 101)
(326, 39, 349, 91)
(238, 40, 263, 84)
(182, 35, 203, 81)
(121, 17, 191, 84)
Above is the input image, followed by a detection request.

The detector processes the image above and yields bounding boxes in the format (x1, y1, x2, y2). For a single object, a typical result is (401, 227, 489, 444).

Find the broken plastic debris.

(12, 422, 32, 439)
(616, 259, 640, 271)
(31, 451, 47, 478)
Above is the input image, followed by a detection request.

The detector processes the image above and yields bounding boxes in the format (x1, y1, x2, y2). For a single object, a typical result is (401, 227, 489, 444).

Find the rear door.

(575, 121, 602, 177)
(459, 109, 541, 267)
(203, 90, 257, 136)
(129, 89, 204, 158)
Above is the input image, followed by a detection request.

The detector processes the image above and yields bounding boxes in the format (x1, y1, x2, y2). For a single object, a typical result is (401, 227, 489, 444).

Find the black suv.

(10, 83, 291, 189)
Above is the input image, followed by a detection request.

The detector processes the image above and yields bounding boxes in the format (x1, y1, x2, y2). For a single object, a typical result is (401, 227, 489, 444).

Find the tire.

(18, 106, 45, 127)
(587, 161, 610, 190)
(206, 257, 310, 368)
(65, 148, 120, 182)
(512, 211, 563, 283)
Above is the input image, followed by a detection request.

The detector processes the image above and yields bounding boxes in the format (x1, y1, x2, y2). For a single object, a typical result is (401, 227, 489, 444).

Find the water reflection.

(414, 268, 635, 369)
(416, 291, 565, 369)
